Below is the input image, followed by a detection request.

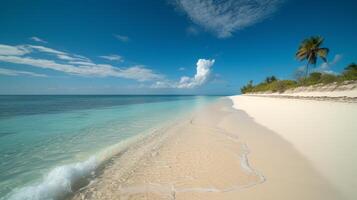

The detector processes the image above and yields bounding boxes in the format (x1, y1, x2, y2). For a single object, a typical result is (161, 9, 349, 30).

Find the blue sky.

(0, 0, 356, 95)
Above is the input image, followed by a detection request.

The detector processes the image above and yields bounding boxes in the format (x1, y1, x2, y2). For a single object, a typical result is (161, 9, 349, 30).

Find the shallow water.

(0, 95, 218, 199)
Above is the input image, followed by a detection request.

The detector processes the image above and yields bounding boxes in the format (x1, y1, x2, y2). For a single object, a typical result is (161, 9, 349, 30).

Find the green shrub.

(320, 73, 339, 84)
(272, 80, 298, 93)
(342, 63, 357, 80)
(241, 79, 297, 94)
(306, 72, 322, 85)
(240, 80, 254, 94)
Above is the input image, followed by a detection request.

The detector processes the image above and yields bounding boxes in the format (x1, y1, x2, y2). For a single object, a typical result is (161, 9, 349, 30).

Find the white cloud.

(151, 81, 174, 89)
(114, 34, 130, 42)
(179, 67, 185, 71)
(175, 0, 283, 38)
(22, 45, 91, 62)
(0, 55, 161, 81)
(177, 59, 215, 88)
(0, 43, 162, 82)
(0, 68, 47, 77)
(295, 54, 343, 76)
(26, 45, 67, 55)
(100, 54, 123, 62)
(118, 66, 163, 81)
(56, 54, 78, 61)
(30, 36, 47, 43)
(0, 44, 31, 56)
(320, 54, 342, 69)
(68, 61, 96, 66)
(151, 58, 215, 89)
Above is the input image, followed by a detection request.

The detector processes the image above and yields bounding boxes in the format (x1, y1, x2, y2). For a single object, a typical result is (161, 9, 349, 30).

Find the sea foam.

(4, 127, 156, 200)
(5, 157, 97, 200)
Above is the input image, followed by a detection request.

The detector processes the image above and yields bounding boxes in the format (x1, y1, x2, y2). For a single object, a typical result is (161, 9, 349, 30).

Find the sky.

(0, 0, 356, 95)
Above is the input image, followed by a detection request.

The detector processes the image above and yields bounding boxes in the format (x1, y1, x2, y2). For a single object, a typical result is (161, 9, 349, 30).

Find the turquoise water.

(0, 95, 218, 200)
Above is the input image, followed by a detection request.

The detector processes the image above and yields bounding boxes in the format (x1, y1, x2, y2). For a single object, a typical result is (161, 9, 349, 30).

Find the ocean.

(0, 95, 218, 200)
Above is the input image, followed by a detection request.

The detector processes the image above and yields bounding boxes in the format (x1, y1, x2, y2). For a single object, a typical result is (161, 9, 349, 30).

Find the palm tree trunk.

(305, 63, 309, 78)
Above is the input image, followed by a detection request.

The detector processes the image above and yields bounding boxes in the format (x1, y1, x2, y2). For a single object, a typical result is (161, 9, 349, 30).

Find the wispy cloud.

(0, 43, 162, 82)
(152, 59, 215, 88)
(24, 45, 90, 62)
(295, 54, 343, 76)
(27, 45, 66, 55)
(30, 36, 47, 43)
(186, 26, 200, 36)
(0, 68, 47, 77)
(0, 44, 30, 56)
(114, 34, 130, 42)
(100, 54, 124, 62)
(0, 43, 214, 89)
(174, 0, 283, 38)
(320, 54, 342, 70)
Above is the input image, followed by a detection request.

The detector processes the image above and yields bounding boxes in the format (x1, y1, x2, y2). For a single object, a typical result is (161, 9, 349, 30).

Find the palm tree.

(296, 36, 329, 77)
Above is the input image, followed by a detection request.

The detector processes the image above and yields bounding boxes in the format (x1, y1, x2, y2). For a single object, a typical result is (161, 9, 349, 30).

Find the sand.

(71, 98, 344, 200)
(230, 95, 357, 200)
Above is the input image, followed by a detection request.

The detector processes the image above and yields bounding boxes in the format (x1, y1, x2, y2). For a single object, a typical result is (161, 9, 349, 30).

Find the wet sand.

(71, 98, 342, 200)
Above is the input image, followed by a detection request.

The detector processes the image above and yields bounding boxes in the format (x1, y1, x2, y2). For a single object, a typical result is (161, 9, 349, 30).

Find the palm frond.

(317, 48, 329, 62)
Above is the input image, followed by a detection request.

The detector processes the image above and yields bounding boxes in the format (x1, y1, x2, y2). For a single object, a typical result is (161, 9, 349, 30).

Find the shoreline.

(70, 97, 342, 200)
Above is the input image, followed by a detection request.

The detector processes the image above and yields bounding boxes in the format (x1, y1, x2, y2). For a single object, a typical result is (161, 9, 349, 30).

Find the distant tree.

(265, 76, 277, 83)
(345, 63, 357, 71)
(270, 76, 277, 82)
(240, 80, 254, 94)
(296, 36, 329, 77)
(343, 63, 357, 80)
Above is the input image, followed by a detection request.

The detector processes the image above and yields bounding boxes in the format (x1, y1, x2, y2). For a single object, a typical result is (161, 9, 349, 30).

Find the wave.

(5, 158, 97, 200)
(3, 127, 158, 200)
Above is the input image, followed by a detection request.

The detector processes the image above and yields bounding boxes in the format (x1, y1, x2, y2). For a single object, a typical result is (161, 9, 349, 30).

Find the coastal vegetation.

(241, 63, 357, 94)
(241, 36, 357, 94)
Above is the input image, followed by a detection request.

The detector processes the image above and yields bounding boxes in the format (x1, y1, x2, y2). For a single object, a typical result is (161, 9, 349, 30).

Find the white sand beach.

(71, 96, 349, 200)
(230, 94, 357, 200)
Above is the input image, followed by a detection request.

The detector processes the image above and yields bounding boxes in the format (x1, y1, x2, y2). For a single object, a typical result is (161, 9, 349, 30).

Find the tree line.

(241, 36, 357, 94)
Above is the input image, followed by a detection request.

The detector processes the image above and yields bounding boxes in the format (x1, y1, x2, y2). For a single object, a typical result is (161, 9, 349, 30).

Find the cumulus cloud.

(30, 36, 47, 43)
(0, 43, 162, 82)
(114, 34, 130, 42)
(0, 68, 47, 77)
(175, 0, 283, 38)
(100, 54, 123, 62)
(177, 59, 215, 88)
(152, 59, 215, 89)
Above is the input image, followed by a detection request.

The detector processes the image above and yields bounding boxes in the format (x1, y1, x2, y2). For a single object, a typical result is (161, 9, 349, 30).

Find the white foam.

(4, 127, 158, 200)
(6, 157, 97, 200)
